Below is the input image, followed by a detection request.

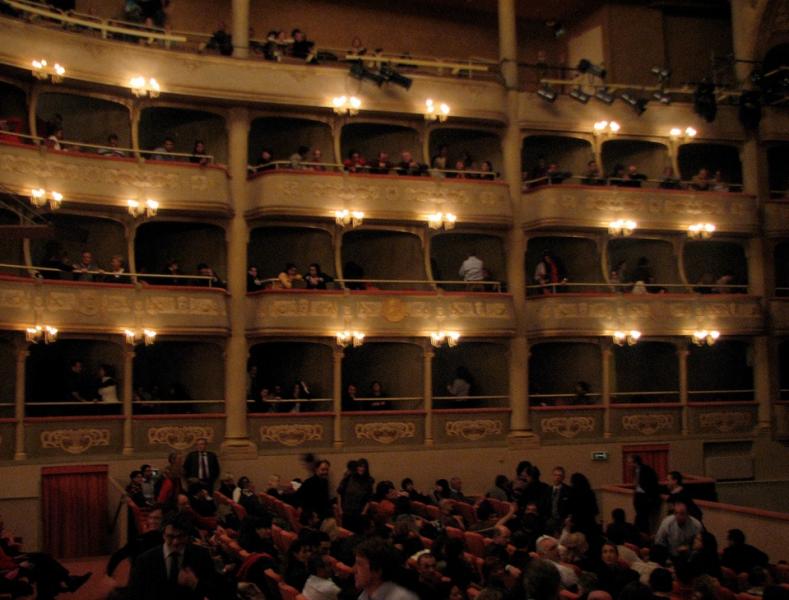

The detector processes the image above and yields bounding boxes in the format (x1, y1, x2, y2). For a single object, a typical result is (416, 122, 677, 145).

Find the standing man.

(547, 466, 572, 533)
(129, 512, 221, 600)
(629, 454, 660, 534)
(183, 438, 220, 494)
(459, 250, 485, 291)
(354, 538, 417, 600)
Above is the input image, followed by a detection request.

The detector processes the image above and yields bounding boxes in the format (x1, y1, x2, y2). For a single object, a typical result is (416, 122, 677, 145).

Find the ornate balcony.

(520, 184, 758, 234)
(0, 276, 229, 334)
(247, 170, 512, 225)
(246, 289, 516, 336)
(0, 141, 231, 214)
(524, 293, 764, 337)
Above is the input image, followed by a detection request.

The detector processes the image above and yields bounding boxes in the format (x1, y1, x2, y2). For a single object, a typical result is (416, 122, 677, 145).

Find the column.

(332, 347, 343, 447)
(13, 343, 28, 460)
(677, 346, 689, 435)
(602, 345, 612, 438)
(752, 337, 772, 432)
(222, 107, 256, 456)
(231, 0, 250, 59)
(122, 348, 135, 455)
(423, 348, 434, 446)
(509, 337, 532, 439)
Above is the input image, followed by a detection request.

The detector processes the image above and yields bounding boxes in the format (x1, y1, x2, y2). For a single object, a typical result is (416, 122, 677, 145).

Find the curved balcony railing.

(523, 174, 743, 193)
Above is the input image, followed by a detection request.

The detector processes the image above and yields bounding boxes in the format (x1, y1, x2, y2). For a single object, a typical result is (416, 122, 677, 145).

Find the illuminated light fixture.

(613, 330, 641, 346)
(651, 66, 671, 81)
(334, 209, 364, 228)
(687, 223, 716, 239)
(669, 127, 683, 139)
(569, 86, 590, 104)
(127, 199, 159, 218)
(336, 330, 365, 348)
(685, 126, 697, 138)
(608, 219, 637, 236)
(427, 212, 456, 230)
(692, 329, 720, 346)
(332, 95, 361, 116)
(129, 76, 161, 98)
(594, 87, 615, 105)
(124, 328, 157, 346)
(430, 331, 461, 348)
(670, 126, 697, 141)
(32, 59, 65, 83)
(26, 324, 58, 344)
(593, 120, 620, 135)
(30, 188, 62, 210)
(424, 99, 450, 122)
(620, 92, 648, 115)
(537, 84, 558, 103)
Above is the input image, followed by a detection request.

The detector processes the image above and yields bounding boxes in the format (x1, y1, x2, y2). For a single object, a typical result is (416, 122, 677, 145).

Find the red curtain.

(622, 444, 670, 484)
(41, 465, 109, 558)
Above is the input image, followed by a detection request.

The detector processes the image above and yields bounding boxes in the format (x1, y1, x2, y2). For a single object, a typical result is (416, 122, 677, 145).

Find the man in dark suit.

(183, 437, 220, 493)
(129, 512, 220, 600)
(629, 454, 661, 534)
(546, 466, 572, 533)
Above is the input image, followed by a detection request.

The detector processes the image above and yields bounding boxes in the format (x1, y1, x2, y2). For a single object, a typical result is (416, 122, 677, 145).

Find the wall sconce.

(26, 325, 58, 344)
(335, 209, 364, 228)
(128, 199, 159, 218)
(427, 212, 456, 230)
(129, 76, 161, 98)
(613, 330, 641, 346)
(32, 59, 65, 83)
(332, 95, 361, 115)
(430, 331, 460, 348)
(669, 126, 697, 141)
(692, 329, 719, 346)
(30, 188, 62, 210)
(608, 219, 637, 236)
(424, 99, 450, 122)
(336, 330, 365, 348)
(687, 223, 715, 239)
(593, 120, 620, 135)
(124, 328, 157, 346)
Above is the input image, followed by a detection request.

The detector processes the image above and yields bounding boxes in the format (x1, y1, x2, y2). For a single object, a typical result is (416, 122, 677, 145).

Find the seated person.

(72, 250, 100, 282)
(582, 159, 605, 185)
(290, 28, 316, 62)
(690, 167, 711, 191)
(396, 151, 427, 176)
(534, 250, 567, 293)
(206, 21, 233, 56)
(247, 265, 265, 291)
(547, 162, 570, 183)
(303, 553, 341, 600)
(126, 470, 151, 508)
(103, 255, 129, 283)
(195, 263, 226, 288)
(343, 149, 366, 173)
(304, 263, 333, 289)
(255, 147, 275, 171)
(432, 144, 450, 170)
(98, 133, 126, 157)
(528, 156, 549, 182)
(367, 151, 392, 174)
(480, 160, 497, 180)
(310, 147, 326, 171)
(263, 30, 290, 61)
(190, 140, 210, 165)
(277, 263, 304, 289)
(150, 137, 177, 161)
(624, 164, 648, 187)
(368, 381, 390, 410)
(446, 159, 467, 179)
(290, 145, 309, 169)
(160, 259, 184, 285)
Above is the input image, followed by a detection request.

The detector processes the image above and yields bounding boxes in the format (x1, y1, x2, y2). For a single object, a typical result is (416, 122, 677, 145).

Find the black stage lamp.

(569, 86, 590, 104)
(578, 58, 607, 79)
(537, 84, 558, 103)
(379, 63, 412, 90)
(594, 87, 615, 105)
(621, 92, 648, 115)
(350, 62, 386, 86)
(693, 81, 717, 122)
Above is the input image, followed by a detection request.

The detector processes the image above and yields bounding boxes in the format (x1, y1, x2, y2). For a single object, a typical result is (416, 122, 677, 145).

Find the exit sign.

(592, 451, 609, 461)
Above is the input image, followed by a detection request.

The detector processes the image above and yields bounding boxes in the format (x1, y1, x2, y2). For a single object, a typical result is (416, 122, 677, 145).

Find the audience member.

(659, 166, 682, 189)
(355, 538, 418, 600)
(303, 553, 341, 600)
(297, 459, 334, 520)
(396, 151, 427, 176)
(96, 364, 119, 403)
(277, 262, 304, 288)
(721, 529, 768, 574)
(368, 151, 393, 174)
(291, 28, 316, 62)
(290, 145, 310, 168)
(582, 159, 605, 185)
(160, 259, 184, 285)
(310, 147, 325, 170)
(206, 21, 233, 55)
(98, 133, 127, 157)
(103, 255, 129, 283)
(72, 250, 99, 281)
(247, 265, 265, 291)
(628, 454, 661, 534)
(459, 251, 486, 289)
(151, 137, 177, 161)
(534, 249, 567, 293)
(304, 263, 334, 289)
(690, 168, 711, 191)
(432, 145, 450, 171)
(654, 502, 703, 557)
(183, 437, 221, 493)
(447, 366, 474, 397)
(196, 262, 226, 288)
(344, 149, 367, 172)
(666, 471, 703, 520)
(190, 140, 210, 165)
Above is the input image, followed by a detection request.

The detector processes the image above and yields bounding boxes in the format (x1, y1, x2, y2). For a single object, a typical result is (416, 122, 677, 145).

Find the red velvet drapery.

(41, 465, 109, 558)
(622, 444, 670, 484)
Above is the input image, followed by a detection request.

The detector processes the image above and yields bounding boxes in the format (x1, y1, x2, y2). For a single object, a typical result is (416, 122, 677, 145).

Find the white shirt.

(459, 255, 484, 281)
(359, 582, 418, 600)
(447, 378, 470, 397)
(98, 377, 119, 403)
(303, 575, 341, 600)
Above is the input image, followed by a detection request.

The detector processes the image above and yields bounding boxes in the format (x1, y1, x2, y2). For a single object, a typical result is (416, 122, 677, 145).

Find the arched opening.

(767, 144, 789, 196)
(135, 221, 226, 285)
(341, 342, 422, 411)
(607, 238, 683, 292)
(340, 123, 420, 169)
(30, 214, 127, 281)
(133, 341, 225, 413)
(0, 82, 29, 141)
(341, 229, 427, 290)
(683, 240, 748, 293)
(248, 117, 333, 167)
(522, 135, 593, 183)
(248, 226, 334, 288)
(429, 128, 502, 174)
(432, 341, 508, 408)
(247, 342, 333, 412)
(678, 143, 742, 190)
(529, 342, 602, 406)
(139, 107, 227, 163)
(601, 139, 670, 186)
(0, 208, 26, 274)
(36, 92, 130, 149)
(430, 232, 505, 290)
(0, 339, 14, 418)
(526, 236, 603, 294)
(25, 339, 123, 415)
(776, 242, 789, 297)
(613, 341, 679, 403)
(687, 340, 753, 402)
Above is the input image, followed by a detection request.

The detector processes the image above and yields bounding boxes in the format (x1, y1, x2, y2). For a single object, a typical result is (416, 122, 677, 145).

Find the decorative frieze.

(354, 422, 416, 444)
(147, 426, 215, 450)
(259, 424, 324, 446)
(40, 428, 111, 454)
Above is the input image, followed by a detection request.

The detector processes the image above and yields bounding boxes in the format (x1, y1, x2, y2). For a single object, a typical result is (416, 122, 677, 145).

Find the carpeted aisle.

(59, 555, 130, 600)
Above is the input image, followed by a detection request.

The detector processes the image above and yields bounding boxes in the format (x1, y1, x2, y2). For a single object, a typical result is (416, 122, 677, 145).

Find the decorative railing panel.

(252, 413, 334, 451)
(25, 416, 123, 457)
(341, 411, 425, 447)
(532, 406, 604, 443)
(609, 405, 683, 439)
(432, 408, 510, 445)
(688, 402, 758, 436)
(133, 414, 225, 453)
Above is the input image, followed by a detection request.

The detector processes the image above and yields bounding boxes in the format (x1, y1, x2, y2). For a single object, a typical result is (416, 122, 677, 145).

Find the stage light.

(577, 59, 607, 79)
(594, 87, 615, 105)
(380, 63, 412, 90)
(621, 92, 648, 115)
(537, 84, 557, 103)
(349, 62, 386, 86)
(569, 86, 590, 104)
(693, 81, 717, 123)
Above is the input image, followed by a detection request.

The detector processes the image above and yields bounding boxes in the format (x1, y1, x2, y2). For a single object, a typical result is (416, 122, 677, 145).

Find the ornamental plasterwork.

(445, 419, 503, 441)
(540, 416, 596, 439)
(40, 428, 111, 454)
(622, 414, 674, 436)
(147, 426, 215, 450)
(354, 422, 416, 444)
(259, 424, 324, 447)
(698, 412, 753, 433)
